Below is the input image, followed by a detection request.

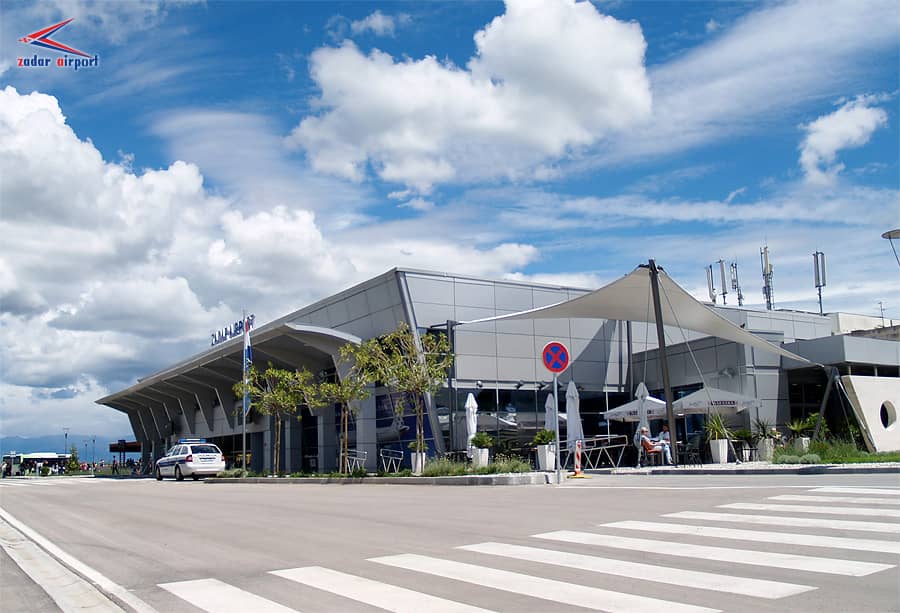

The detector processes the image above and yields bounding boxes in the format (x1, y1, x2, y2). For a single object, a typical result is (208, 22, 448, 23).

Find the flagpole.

(242, 309, 248, 471)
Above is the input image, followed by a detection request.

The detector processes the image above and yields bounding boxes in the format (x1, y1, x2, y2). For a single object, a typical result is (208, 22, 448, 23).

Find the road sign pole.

(553, 372, 561, 485)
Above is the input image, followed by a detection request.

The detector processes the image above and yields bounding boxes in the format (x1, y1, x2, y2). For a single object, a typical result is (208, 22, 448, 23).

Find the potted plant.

(532, 429, 556, 471)
(704, 413, 731, 464)
(408, 441, 427, 474)
(786, 418, 811, 452)
(732, 428, 754, 462)
(470, 431, 493, 468)
(753, 417, 777, 462)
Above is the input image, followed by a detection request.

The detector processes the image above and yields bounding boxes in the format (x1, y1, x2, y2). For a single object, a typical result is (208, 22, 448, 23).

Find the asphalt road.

(0, 473, 898, 613)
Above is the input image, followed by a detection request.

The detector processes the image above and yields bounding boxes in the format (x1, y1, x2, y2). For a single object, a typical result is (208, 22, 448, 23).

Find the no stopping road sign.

(541, 341, 569, 373)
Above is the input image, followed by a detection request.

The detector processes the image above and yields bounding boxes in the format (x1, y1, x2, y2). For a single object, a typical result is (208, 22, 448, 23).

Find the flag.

(242, 314, 252, 417)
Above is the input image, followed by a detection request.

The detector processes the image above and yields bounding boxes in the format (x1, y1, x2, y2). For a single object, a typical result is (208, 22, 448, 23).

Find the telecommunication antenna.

(760, 245, 774, 310)
(717, 260, 728, 305)
(878, 301, 885, 327)
(730, 262, 744, 306)
(813, 251, 826, 315)
(705, 264, 717, 304)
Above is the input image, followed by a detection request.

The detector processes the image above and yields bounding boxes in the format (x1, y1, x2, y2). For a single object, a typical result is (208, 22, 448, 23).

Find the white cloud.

(350, 11, 410, 37)
(594, 0, 899, 166)
(705, 19, 720, 33)
(289, 0, 651, 191)
(799, 96, 889, 186)
(0, 86, 546, 432)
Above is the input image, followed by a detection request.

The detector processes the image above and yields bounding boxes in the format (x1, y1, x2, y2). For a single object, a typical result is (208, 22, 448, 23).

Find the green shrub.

(474, 454, 532, 474)
(350, 467, 368, 478)
(40, 466, 51, 476)
(775, 454, 801, 464)
(470, 431, 494, 449)
(799, 453, 821, 464)
(217, 468, 249, 478)
(531, 429, 556, 445)
(421, 457, 468, 477)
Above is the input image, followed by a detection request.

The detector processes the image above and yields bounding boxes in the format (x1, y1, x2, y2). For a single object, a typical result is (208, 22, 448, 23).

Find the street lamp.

(883, 229, 900, 270)
(63, 427, 69, 455)
(91, 436, 95, 468)
(83, 440, 88, 469)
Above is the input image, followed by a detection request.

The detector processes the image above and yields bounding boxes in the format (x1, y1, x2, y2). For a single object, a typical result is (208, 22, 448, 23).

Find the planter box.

(794, 437, 810, 453)
(757, 438, 774, 462)
(709, 439, 728, 464)
(472, 448, 489, 468)
(536, 444, 556, 471)
(411, 452, 426, 475)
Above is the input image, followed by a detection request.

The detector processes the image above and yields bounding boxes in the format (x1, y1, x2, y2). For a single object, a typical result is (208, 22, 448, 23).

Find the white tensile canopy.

(460, 266, 810, 365)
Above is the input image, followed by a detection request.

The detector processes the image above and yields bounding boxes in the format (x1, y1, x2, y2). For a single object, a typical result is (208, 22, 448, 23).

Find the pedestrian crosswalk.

(154, 485, 899, 612)
(0, 477, 146, 489)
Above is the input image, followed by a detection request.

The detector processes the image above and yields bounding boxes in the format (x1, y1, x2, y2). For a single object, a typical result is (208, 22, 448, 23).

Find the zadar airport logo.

(18, 18, 99, 71)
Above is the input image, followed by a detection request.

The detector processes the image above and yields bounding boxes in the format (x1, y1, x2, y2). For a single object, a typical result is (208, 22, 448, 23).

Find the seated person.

(639, 426, 672, 465)
(657, 424, 671, 443)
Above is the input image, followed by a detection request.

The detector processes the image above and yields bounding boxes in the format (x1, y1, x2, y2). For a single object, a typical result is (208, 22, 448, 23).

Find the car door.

(162, 446, 180, 477)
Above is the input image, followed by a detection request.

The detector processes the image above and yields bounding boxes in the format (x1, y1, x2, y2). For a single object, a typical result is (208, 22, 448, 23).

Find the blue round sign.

(542, 341, 570, 373)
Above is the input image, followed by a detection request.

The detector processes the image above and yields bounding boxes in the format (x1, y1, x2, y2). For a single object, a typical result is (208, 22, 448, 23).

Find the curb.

(207, 472, 549, 486)
(596, 464, 900, 476)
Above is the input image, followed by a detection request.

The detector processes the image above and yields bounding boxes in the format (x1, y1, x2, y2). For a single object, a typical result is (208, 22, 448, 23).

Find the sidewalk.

(587, 461, 900, 476)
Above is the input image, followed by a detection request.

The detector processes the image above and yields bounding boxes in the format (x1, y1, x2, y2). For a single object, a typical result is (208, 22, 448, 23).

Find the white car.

(155, 440, 225, 481)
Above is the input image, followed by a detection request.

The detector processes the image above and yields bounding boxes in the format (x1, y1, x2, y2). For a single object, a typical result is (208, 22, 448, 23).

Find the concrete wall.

(842, 376, 900, 452)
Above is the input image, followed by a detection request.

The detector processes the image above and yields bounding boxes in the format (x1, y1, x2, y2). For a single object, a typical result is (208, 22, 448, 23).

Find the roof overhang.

(97, 323, 360, 410)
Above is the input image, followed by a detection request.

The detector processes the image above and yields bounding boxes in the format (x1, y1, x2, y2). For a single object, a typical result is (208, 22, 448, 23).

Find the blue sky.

(1, 0, 897, 437)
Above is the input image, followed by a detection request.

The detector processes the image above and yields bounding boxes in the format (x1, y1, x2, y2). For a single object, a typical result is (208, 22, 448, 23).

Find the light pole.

(91, 436, 95, 468)
(83, 441, 88, 469)
(63, 427, 69, 455)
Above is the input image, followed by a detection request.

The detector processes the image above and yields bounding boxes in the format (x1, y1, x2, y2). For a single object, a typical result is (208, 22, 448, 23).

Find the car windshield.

(190, 445, 220, 454)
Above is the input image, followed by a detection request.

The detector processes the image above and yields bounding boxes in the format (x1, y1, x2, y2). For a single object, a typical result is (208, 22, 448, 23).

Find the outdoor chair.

(639, 439, 663, 467)
(680, 434, 703, 467)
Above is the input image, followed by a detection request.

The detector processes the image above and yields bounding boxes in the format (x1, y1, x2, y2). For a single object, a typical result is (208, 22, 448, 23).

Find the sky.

(1, 0, 898, 438)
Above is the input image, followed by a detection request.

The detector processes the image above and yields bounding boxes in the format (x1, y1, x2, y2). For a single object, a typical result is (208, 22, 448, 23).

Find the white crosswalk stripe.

(148, 486, 900, 612)
(159, 578, 299, 613)
(769, 494, 900, 506)
(271, 566, 496, 612)
(370, 553, 720, 613)
(532, 530, 894, 576)
(810, 487, 900, 496)
(720, 502, 900, 518)
(459, 541, 814, 598)
(603, 520, 900, 554)
(666, 510, 900, 533)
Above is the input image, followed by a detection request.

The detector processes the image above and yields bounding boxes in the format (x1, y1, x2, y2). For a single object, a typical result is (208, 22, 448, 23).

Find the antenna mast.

(730, 262, 744, 306)
(717, 260, 728, 305)
(813, 251, 826, 315)
(760, 245, 774, 310)
(705, 264, 717, 304)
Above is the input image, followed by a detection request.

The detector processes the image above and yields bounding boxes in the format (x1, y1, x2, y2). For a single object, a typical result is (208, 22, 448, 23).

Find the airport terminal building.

(98, 267, 900, 473)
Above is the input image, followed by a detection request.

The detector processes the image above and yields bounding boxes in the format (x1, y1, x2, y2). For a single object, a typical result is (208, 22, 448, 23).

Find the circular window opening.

(880, 401, 896, 431)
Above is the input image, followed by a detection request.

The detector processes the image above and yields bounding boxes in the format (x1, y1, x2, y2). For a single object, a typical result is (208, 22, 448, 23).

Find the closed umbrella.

(565, 381, 584, 450)
(465, 393, 478, 459)
(543, 393, 556, 431)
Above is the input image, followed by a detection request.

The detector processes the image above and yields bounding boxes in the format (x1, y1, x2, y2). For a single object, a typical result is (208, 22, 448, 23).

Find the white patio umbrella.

(465, 393, 478, 459)
(543, 393, 556, 431)
(602, 395, 668, 422)
(673, 386, 759, 415)
(565, 381, 584, 450)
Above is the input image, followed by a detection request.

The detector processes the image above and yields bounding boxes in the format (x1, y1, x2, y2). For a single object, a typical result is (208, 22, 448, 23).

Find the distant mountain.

(1, 434, 134, 457)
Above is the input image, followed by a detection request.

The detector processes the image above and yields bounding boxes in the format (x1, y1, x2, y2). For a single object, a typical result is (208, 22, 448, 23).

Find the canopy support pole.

(648, 260, 679, 465)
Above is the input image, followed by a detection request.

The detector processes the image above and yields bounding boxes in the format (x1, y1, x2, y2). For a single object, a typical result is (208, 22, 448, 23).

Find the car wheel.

(155, 468, 162, 481)
(192, 474, 199, 481)
(175, 466, 184, 481)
